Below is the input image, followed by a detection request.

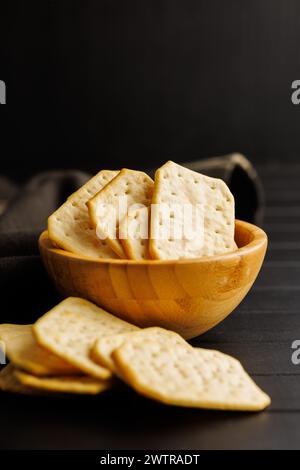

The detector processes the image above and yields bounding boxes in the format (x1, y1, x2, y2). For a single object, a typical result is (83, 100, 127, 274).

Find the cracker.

(87, 169, 153, 259)
(33, 297, 138, 380)
(92, 327, 186, 372)
(112, 337, 271, 411)
(0, 324, 79, 376)
(119, 206, 150, 260)
(149, 161, 236, 259)
(48, 170, 119, 258)
(14, 369, 111, 395)
(0, 364, 38, 395)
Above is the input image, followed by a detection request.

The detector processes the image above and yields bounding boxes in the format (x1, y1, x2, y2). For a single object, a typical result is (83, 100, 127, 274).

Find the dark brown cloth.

(0, 155, 264, 323)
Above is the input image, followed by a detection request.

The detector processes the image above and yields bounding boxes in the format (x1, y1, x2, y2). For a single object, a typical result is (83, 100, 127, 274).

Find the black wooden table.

(1, 163, 300, 450)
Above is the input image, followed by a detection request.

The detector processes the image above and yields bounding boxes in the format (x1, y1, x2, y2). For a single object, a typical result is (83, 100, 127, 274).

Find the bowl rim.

(39, 219, 267, 266)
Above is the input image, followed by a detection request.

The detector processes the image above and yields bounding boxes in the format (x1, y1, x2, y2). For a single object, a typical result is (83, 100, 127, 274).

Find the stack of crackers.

(0, 297, 270, 410)
(48, 161, 237, 261)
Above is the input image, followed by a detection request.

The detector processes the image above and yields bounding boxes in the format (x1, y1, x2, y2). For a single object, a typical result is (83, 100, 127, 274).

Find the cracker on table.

(112, 335, 271, 411)
(0, 324, 78, 376)
(33, 297, 138, 380)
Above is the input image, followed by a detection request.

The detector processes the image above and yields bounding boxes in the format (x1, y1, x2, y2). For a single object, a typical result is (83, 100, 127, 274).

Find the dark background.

(1, 1, 300, 451)
(1, 0, 300, 182)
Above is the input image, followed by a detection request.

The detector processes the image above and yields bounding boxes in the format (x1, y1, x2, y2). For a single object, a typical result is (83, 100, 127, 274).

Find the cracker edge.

(14, 369, 112, 395)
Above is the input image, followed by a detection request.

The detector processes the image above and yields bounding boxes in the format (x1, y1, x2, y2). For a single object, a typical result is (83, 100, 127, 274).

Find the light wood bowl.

(39, 220, 267, 339)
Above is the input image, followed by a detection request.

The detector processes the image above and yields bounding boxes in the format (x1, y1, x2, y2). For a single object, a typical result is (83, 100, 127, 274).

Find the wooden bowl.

(39, 220, 267, 339)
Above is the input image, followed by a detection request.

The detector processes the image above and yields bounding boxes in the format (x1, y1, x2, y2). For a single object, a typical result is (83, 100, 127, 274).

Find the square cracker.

(149, 161, 236, 260)
(112, 334, 271, 411)
(91, 327, 186, 372)
(87, 169, 153, 259)
(33, 297, 138, 380)
(0, 324, 79, 376)
(14, 369, 112, 395)
(48, 170, 119, 258)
